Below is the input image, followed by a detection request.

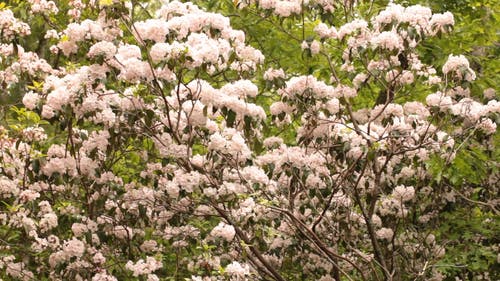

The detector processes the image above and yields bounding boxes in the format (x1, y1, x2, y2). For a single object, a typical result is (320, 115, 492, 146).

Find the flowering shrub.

(0, 0, 498, 280)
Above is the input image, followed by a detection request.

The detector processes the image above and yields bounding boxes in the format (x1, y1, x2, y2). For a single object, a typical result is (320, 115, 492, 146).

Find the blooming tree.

(0, 0, 498, 280)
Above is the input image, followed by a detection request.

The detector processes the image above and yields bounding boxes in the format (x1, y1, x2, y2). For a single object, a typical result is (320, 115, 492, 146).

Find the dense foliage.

(0, 0, 498, 280)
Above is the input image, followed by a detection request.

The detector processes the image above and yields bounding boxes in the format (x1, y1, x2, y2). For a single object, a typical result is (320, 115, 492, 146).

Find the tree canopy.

(0, 0, 498, 280)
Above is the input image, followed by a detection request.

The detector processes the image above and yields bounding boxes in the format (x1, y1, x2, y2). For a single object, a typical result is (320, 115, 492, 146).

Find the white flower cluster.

(0, 9, 31, 40)
(125, 257, 162, 277)
(442, 54, 476, 81)
(239, 0, 338, 17)
(311, 3, 457, 85)
(263, 67, 286, 81)
(225, 261, 251, 278)
(28, 0, 59, 14)
(57, 18, 121, 56)
(208, 129, 252, 159)
(279, 75, 336, 99)
(210, 222, 236, 241)
(376, 228, 394, 241)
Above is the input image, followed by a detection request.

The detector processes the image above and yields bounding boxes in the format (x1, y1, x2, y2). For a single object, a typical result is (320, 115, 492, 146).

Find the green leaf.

(226, 109, 236, 127)
(99, 0, 113, 6)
